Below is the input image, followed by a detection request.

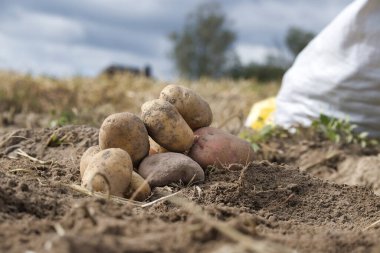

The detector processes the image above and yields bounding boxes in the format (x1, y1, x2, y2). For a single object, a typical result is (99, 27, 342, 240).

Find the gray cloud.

(0, 0, 352, 79)
(229, 0, 352, 44)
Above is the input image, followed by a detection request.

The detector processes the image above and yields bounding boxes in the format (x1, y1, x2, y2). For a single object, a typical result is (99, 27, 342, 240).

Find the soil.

(1, 125, 380, 253)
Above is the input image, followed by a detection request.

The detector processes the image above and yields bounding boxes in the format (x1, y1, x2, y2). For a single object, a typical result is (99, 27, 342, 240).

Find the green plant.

(240, 114, 378, 151)
(311, 114, 377, 147)
(47, 133, 63, 147)
(49, 110, 77, 127)
(240, 125, 288, 151)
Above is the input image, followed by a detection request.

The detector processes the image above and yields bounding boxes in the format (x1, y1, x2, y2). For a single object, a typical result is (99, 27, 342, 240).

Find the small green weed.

(311, 114, 377, 148)
(240, 114, 378, 151)
(240, 125, 288, 151)
(49, 110, 77, 127)
(47, 133, 63, 147)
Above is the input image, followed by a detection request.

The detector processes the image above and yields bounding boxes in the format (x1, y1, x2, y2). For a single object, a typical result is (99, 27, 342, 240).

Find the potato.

(141, 99, 193, 152)
(124, 171, 151, 201)
(99, 112, 149, 165)
(80, 145, 100, 178)
(138, 152, 205, 187)
(148, 137, 167, 155)
(81, 148, 133, 197)
(188, 127, 255, 170)
(192, 126, 225, 136)
(160, 84, 213, 130)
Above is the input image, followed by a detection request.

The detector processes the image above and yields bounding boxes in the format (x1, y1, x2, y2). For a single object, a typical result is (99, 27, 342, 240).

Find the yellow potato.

(81, 148, 133, 197)
(148, 137, 167, 155)
(141, 99, 193, 152)
(99, 112, 149, 165)
(124, 171, 151, 201)
(160, 84, 213, 130)
(79, 145, 100, 178)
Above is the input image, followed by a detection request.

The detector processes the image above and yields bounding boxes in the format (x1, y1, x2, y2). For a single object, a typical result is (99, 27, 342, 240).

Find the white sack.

(275, 0, 380, 136)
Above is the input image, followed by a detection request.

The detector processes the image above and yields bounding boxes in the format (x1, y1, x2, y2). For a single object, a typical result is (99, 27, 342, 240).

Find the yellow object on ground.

(245, 97, 276, 130)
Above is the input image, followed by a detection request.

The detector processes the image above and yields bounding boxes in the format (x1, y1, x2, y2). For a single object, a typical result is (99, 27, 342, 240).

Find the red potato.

(189, 127, 255, 170)
(192, 126, 225, 136)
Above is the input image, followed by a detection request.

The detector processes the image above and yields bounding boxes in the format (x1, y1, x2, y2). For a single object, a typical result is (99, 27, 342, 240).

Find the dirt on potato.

(0, 125, 380, 253)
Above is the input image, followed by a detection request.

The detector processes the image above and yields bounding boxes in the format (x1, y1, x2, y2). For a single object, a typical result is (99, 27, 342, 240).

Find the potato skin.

(148, 137, 167, 155)
(160, 85, 213, 130)
(80, 145, 100, 178)
(189, 127, 255, 170)
(81, 148, 133, 197)
(192, 126, 225, 136)
(99, 112, 149, 165)
(138, 152, 204, 188)
(141, 99, 193, 152)
(124, 171, 151, 201)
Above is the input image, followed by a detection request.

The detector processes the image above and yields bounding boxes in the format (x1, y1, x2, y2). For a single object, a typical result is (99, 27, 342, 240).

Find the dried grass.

(0, 70, 279, 131)
(363, 218, 380, 231)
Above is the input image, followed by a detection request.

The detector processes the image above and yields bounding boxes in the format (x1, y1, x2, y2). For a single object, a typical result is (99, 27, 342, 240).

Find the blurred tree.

(228, 62, 286, 82)
(227, 26, 315, 82)
(285, 26, 315, 58)
(169, 2, 236, 79)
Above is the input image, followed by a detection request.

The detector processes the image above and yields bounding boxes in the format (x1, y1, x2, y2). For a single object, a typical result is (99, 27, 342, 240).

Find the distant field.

(0, 71, 279, 131)
(2, 71, 380, 253)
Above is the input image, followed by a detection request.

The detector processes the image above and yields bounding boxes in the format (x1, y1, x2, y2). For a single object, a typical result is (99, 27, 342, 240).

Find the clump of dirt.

(0, 126, 379, 253)
(255, 129, 380, 195)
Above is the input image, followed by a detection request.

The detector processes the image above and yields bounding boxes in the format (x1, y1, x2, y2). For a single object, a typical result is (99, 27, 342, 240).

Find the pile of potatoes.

(80, 84, 254, 201)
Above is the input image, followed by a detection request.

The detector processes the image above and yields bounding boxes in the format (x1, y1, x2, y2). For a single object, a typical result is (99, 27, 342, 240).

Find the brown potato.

(141, 99, 193, 152)
(160, 84, 213, 130)
(79, 145, 100, 178)
(81, 148, 133, 197)
(99, 112, 149, 165)
(124, 171, 151, 201)
(189, 127, 255, 170)
(138, 152, 204, 188)
(148, 137, 167, 155)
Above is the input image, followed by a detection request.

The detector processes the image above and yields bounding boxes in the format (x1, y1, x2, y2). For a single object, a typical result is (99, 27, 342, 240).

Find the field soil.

(1, 125, 380, 253)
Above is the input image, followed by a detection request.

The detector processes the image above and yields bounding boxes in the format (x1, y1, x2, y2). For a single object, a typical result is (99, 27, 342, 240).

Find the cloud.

(221, 0, 352, 67)
(0, 7, 85, 43)
(236, 44, 283, 65)
(0, 31, 172, 78)
(0, 0, 352, 80)
(228, 0, 352, 45)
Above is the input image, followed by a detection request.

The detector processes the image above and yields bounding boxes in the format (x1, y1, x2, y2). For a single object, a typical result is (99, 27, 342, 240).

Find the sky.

(0, 0, 352, 80)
